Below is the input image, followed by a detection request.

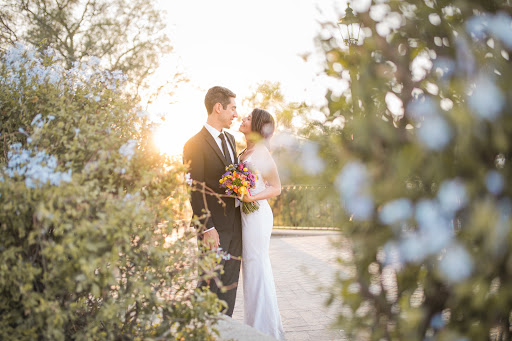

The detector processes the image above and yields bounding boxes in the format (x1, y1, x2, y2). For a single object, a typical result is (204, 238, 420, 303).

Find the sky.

(150, 0, 369, 155)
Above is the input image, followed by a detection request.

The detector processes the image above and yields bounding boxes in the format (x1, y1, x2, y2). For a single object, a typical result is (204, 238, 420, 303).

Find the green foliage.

(243, 81, 309, 131)
(307, 0, 512, 340)
(0, 43, 222, 340)
(270, 185, 341, 227)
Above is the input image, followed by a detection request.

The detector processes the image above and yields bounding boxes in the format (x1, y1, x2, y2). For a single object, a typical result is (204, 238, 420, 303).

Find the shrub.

(307, 1, 512, 340)
(0, 43, 223, 340)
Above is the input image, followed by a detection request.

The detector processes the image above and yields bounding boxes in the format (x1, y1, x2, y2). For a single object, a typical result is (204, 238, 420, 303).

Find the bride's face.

(239, 114, 252, 134)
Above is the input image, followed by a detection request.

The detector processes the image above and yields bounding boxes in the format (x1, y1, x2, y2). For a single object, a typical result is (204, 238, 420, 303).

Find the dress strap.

(238, 148, 247, 159)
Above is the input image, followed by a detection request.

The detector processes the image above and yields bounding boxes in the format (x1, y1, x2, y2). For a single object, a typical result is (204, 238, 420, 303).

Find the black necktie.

(219, 133, 232, 164)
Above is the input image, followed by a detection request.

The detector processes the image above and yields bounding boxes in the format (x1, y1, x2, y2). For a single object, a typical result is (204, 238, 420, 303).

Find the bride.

(238, 108, 285, 340)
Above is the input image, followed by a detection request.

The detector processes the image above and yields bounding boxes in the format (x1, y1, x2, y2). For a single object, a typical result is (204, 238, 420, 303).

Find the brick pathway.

(232, 230, 348, 340)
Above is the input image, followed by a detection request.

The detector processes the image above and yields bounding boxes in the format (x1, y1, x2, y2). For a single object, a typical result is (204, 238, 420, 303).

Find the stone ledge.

(216, 315, 278, 341)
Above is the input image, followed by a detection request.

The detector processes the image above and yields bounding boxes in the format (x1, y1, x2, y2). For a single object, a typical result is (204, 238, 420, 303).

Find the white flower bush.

(0, 43, 222, 341)
(5, 142, 72, 188)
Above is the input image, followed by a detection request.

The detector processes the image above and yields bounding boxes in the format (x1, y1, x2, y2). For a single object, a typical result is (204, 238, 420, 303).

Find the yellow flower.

(243, 168, 248, 172)
(243, 181, 249, 187)
(219, 179, 224, 183)
(233, 171, 237, 176)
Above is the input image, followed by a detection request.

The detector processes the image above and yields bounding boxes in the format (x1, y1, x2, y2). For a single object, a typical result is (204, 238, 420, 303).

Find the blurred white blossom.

(379, 198, 413, 225)
(467, 12, 512, 49)
(437, 178, 468, 214)
(467, 74, 505, 120)
(407, 95, 438, 121)
(466, 15, 490, 40)
(271, 131, 298, 150)
(407, 94, 452, 150)
(485, 171, 504, 195)
(488, 12, 512, 49)
(455, 36, 476, 76)
(336, 162, 374, 221)
(495, 154, 506, 168)
(430, 313, 445, 329)
(31, 114, 43, 128)
(299, 141, 325, 175)
(0, 43, 126, 99)
(336, 161, 369, 198)
(4, 143, 72, 188)
(417, 114, 452, 150)
(381, 242, 402, 269)
(119, 140, 137, 160)
(399, 233, 428, 263)
(439, 244, 473, 283)
(433, 57, 456, 79)
(185, 173, 193, 186)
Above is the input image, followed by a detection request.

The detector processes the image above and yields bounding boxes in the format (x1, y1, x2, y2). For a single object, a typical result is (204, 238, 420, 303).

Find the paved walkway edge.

(216, 315, 278, 341)
(271, 229, 339, 237)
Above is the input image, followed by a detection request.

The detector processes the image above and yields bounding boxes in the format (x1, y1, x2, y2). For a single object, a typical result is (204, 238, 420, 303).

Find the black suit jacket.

(183, 127, 238, 233)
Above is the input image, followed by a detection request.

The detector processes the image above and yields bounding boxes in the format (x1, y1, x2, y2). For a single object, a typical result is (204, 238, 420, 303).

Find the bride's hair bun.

(251, 108, 275, 140)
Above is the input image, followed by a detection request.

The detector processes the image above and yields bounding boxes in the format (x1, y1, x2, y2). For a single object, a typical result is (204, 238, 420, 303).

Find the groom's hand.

(203, 228, 220, 249)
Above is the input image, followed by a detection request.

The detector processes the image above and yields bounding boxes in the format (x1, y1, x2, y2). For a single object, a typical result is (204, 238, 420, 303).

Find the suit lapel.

(200, 127, 230, 166)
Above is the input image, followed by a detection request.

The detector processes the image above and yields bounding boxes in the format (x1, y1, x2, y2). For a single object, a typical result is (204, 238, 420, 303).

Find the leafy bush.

(0, 43, 222, 340)
(306, 1, 512, 340)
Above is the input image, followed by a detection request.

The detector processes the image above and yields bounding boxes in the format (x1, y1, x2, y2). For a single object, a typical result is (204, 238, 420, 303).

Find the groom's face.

(219, 97, 238, 129)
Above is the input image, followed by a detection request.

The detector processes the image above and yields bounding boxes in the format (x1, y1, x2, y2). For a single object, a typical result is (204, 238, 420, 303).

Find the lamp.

(337, 5, 361, 47)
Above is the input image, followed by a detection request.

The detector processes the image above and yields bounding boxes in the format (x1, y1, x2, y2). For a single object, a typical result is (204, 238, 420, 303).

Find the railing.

(269, 185, 341, 229)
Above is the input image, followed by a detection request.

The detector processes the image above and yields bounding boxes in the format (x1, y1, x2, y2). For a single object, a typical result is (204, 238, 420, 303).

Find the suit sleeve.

(183, 139, 214, 230)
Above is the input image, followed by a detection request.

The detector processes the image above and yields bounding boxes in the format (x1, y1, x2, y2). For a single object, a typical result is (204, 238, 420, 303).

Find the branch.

(71, 0, 93, 36)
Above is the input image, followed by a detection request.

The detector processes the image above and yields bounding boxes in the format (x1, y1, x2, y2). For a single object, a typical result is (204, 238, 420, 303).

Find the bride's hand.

(240, 194, 255, 203)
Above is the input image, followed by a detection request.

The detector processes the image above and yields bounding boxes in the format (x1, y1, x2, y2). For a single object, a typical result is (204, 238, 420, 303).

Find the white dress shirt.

(203, 124, 239, 233)
(204, 123, 235, 164)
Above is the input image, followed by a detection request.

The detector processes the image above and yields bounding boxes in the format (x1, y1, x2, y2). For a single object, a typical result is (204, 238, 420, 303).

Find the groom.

(183, 86, 242, 317)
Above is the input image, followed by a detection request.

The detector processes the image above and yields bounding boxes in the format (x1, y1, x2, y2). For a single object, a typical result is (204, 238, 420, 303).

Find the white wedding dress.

(241, 151, 285, 340)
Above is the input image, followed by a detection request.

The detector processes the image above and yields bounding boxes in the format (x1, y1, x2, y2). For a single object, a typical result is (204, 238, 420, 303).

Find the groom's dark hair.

(205, 86, 236, 115)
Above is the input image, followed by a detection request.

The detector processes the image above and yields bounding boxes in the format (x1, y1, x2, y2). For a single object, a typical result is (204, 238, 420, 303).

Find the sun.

(153, 122, 187, 156)
(149, 85, 207, 156)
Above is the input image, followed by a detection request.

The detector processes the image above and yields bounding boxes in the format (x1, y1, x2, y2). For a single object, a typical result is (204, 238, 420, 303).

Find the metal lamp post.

(337, 4, 361, 114)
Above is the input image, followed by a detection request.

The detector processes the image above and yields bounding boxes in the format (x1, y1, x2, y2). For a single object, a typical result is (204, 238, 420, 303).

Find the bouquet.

(219, 162, 260, 214)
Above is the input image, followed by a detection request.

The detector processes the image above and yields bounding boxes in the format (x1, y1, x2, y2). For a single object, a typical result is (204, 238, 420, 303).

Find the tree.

(0, 43, 223, 341)
(0, 0, 171, 91)
(303, 0, 512, 339)
(243, 81, 309, 131)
